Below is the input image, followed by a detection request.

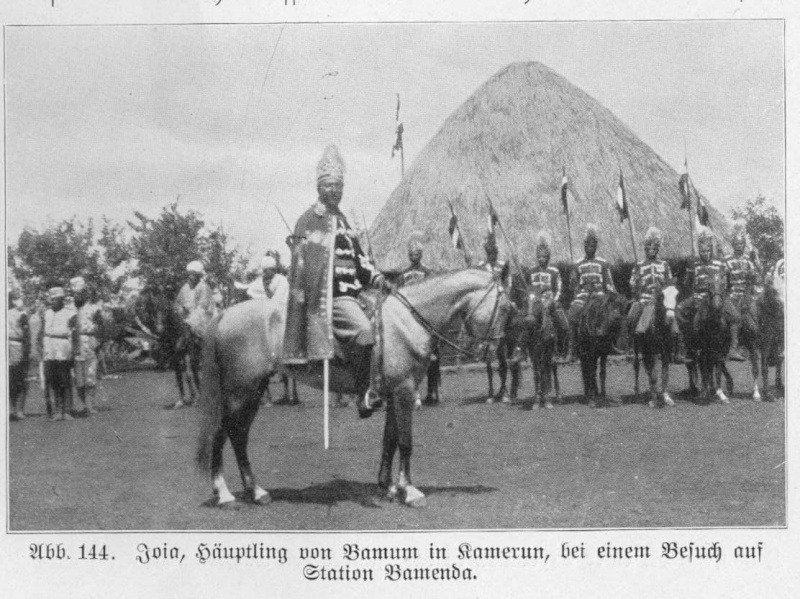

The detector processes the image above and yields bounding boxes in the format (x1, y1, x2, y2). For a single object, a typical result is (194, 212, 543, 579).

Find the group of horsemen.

(171, 144, 767, 417)
(8, 143, 769, 422)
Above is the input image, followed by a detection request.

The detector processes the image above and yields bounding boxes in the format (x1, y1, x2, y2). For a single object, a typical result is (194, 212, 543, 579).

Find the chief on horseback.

(723, 226, 761, 362)
(283, 144, 390, 418)
(676, 229, 741, 361)
(626, 226, 686, 364)
(566, 224, 617, 363)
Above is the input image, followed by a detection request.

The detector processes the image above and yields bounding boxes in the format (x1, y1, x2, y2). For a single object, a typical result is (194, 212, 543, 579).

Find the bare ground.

(8, 358, 785, 531)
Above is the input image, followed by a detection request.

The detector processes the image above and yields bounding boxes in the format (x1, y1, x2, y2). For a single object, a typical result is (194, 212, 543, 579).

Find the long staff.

(276, 203, 330, 449)
(486, 194, 530, 295)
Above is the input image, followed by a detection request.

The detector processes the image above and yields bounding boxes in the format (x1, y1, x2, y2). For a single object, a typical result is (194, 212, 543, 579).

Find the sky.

(4, 20, 784, 263)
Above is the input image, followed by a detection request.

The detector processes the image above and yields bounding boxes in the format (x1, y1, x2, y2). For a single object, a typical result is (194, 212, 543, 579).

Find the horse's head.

(461, 275, 513, 344)
(705, 270, 726, 312)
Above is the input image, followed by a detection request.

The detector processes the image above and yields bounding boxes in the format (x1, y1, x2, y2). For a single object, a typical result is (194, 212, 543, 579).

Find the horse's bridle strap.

(389, 284, 500, 361)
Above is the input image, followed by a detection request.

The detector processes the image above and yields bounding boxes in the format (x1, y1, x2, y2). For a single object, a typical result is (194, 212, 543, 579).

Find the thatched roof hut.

(370, 62, 730, 270)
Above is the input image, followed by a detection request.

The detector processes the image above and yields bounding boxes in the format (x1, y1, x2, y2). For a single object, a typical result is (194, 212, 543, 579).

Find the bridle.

(389, 280, 505, 360)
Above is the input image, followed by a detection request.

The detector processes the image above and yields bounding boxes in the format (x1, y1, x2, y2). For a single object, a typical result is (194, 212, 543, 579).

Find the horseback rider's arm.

(629, 265, 640, 298)
(553, 268, 563, 303)
(603, 261, 617, 294)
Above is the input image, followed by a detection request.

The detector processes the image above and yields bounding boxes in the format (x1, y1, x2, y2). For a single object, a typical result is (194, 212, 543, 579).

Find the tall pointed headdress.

(644, 226, 662, 246)
(584, 223, 600, 243)
(316, 144, 346, 183)
(535, 230, 551, 256)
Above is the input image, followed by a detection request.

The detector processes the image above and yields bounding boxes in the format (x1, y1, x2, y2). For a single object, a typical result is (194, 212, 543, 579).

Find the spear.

(485, 194, 529, 294)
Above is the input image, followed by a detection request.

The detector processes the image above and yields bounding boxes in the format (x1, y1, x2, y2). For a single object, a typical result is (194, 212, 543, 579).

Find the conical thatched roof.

(370, 62, 730, 270)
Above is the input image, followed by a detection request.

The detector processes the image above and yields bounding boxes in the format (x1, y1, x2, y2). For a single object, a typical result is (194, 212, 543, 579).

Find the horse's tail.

(196, 313, 224, 473)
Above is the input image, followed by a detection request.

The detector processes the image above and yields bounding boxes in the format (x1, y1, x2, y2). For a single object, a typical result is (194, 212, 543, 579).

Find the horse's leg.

(776, 357, 784, 395)
(551, 360, 561, 406)
(281, 373, 290, 403)
(716, 362, 731, 404)
(261, 374, 273, 406)
(378, 394, 399, 496)
(226, 393, 270, 504)
(531, 350, 541, 409)
(600, 355, 613, 406)
(633, 339, 641, 401)
(485, 357, 495, 404)
(661, 346, 674, 406)
(291, 377, 300, 404)
(749, 344, 761, 402)
(543, 343, 555, 409)
(496, 346, 510, 403)
(393, 382, 426, 508)
(173, 360, 186, 409)
(645, 351, 659, 407)
(210, 427, 236, 507)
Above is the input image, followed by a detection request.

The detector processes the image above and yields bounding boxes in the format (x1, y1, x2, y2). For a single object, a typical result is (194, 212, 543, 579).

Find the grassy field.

(8, 358, 785, 531)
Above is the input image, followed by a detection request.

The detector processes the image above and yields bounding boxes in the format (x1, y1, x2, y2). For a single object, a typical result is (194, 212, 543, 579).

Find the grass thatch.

(370, 62, 730, 271)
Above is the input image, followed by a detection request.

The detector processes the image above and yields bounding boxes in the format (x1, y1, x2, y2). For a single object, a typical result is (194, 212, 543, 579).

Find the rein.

(389, 281, 503, 360)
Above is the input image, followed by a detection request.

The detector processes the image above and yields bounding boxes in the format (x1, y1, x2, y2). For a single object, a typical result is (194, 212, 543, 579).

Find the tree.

(200, 225, 248, 308)
(97, 216, 132, 269)
(731, 195, 784, 268)
(128, 202, 205, 297)
(11, 217, 111, 303)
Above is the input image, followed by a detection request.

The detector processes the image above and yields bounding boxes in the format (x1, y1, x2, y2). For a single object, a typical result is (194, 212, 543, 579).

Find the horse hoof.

(501, 395, 511, 404)
(663, 394, 675, 407)
(531, 402, 540, 410)
(173, 401, 185, 410)
(385, 485, 400, 502)
(404, 487, 427, 508)
(217, 499, 240, 510)
(485, 397, 494, 404)
(588, 401, 597, 409)
(544, 401, 554, 410)
(648, 400, 656, 408)
(252, 492, 272, 506)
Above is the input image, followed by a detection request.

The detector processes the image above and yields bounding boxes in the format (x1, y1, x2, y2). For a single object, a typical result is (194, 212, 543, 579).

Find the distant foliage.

(731, 195, 784, 269)
(11, 218, 110, 303)
(128, 202, 206, 298)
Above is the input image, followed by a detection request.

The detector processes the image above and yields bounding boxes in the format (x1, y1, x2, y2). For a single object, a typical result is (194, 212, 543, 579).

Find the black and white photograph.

(2, 2, 795, 596)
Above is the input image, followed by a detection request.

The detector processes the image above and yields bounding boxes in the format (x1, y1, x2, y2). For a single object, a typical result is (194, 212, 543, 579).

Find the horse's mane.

(397, 268, 493, 300)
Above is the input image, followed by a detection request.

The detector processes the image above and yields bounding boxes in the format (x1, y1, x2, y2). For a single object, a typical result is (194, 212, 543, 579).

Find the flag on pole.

(448, 205, 463, 249)
(487, 202, 499, 235)
(615, 169, 629, 222)
(391, 93, 403, 158)
(678, 161, 690, 209)
(689, 178, 711, 228)
(560, 167, 572, 214)
(391, 123, 404, 158)
(696, 195, 711, 228)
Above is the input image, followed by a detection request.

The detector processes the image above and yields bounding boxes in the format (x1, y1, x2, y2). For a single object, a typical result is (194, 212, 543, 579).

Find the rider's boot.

(353, 345, 382, 419)
(672, 332, 688, 364)
(727, 324, 746, 361)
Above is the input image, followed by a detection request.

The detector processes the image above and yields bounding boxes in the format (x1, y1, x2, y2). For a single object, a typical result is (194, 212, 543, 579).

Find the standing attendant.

(71, 276, 104, 415)
(283, 144, 389, 418)
(566, 224, 617, 363)
(398, 237, 440, 405)
(40, 286, 76, 421)
(8, 291, 31, 421)
(174, 260, 214, 337)
(723, 227, 760, 361)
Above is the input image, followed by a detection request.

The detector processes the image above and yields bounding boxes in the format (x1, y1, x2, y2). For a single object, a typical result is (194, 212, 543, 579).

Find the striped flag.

(560, 167, 572, 214)
(448, 205, 463, 249)
(615, 169, 629, 223)
(689, 178, 711, 228)
(678, 161, 690, 209)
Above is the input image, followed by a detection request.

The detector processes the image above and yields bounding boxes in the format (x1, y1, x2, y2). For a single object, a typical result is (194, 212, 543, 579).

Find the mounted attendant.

(628, 227, 678, 407)
(398, 237, 440, 406)
(723, 226, 760, 362)
(676, 229, 741, 365)
(477, 232, 513, 404)
(566, 224, 617, 363)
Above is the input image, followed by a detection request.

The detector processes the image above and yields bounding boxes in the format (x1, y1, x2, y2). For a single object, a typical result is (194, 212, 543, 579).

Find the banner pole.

(323, 359, 330, 450)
